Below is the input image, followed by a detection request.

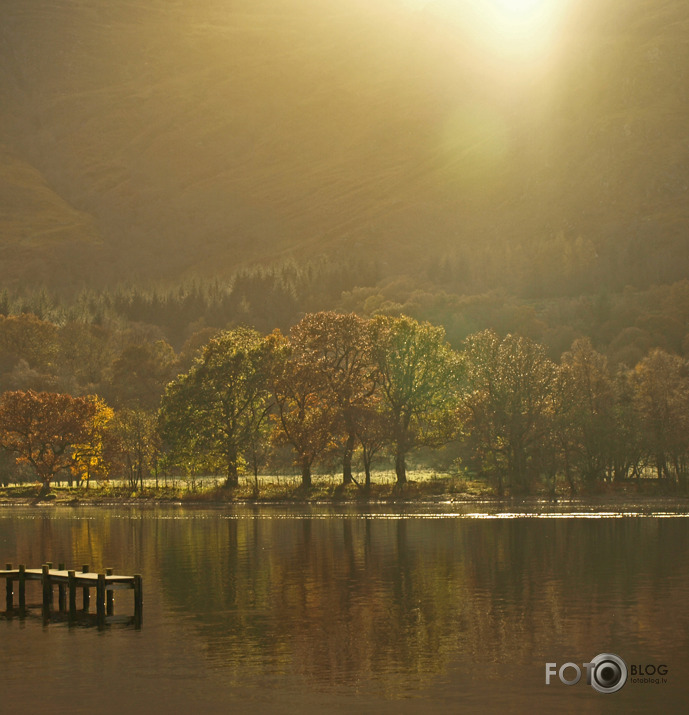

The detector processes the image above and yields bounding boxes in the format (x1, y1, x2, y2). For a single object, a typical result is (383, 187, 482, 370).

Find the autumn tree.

(57, 321, 111, 393)
(266, 330, 339, 488)
(369, 315, 463, 485)
(610, 367, 644, 482)
(557, 338, 618, 486)
(158, 327, 272, 487)
(108, 338, 178, 410)
(105, 408, 161, 489)
(0, 313, 59, 375)
(157, 371, 209, 481)
(0, 390, 106, 496)
(0, 314, 61, 392)
(630, 348, 689, 484)
(290, 312, 376, 485)
(69, 396, 114, 487)
(354, 402, 388, 488)
(461, 330, 557, 493)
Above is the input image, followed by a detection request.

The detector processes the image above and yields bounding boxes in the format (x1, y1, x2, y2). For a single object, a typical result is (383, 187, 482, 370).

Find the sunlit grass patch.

(169, 471, 495, 503)
(0, 471, 560, 504)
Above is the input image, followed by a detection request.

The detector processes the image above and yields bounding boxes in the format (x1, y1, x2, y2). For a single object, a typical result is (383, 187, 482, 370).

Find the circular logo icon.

(589, 653, 628, 694)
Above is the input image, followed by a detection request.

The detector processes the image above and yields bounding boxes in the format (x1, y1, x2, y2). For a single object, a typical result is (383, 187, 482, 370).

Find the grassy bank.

(0, 474, 492, 505)
(1, 470, 687, 506)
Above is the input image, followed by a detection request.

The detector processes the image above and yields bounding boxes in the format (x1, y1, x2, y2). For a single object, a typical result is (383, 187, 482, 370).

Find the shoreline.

(2, 480, 689, 511)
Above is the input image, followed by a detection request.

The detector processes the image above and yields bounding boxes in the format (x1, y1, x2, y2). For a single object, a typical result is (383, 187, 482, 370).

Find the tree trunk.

(301, 458, 312, 488)
(363, 446, 372, 489)
(563, 449, 576, 495)
(224, 464, 239, 488)
(510, 442, 528, 493)
(656, 453, 665, 480)
(224, 450, 239, 488)
(33, 479, 51, 503)
(395, 448, 407, 484)
(126, 455, 135, 488)
(342, 433, 355, 485)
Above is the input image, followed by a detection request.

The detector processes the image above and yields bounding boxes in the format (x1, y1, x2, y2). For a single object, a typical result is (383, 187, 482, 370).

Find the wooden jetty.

(1, 563, 142, 628)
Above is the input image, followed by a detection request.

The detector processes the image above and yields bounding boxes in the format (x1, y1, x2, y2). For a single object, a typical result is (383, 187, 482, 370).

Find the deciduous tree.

(159, 327, 272, 487)
(108, 339, 177, 410)
(630, 348, 689, 483)
(461, 330, 557, 493)
(0, 390, 105, 496)
(290, 312, 376, 485)
(70, 396, 114, 487)
(369, 316, 462, 485)
(266, 330, 339, 488)
(105, 408, 160, 489)
(557, 338, 617, 485)
(354, 402, 388, 488)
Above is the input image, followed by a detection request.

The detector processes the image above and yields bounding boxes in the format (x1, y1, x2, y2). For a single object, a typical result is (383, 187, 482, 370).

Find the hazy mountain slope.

(0, 144, 103, 287)
(1, 0, 687, 290)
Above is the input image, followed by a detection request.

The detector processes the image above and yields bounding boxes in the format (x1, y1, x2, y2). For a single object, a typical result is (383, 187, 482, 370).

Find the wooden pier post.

(18, 565, 26, 616)
(41, 564, 51, 615)
(134, 574, 143, 628)
(96, 574, 106, 626)
(81, 564, 90, 611)
(105, 568, 114, 615)
(58, 563, 66, 611)
(5, 563, 13, 611)
(68, 570, 77, 620)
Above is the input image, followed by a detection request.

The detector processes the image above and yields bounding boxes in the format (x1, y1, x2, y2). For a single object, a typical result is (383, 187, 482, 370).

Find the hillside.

(1, 0, 688, 292)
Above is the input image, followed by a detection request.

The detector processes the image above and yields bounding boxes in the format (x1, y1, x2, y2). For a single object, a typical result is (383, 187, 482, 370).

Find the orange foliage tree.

(289, 312, 377, 486)
(266, 331, 339, 488)
(0, 390, 105, 495)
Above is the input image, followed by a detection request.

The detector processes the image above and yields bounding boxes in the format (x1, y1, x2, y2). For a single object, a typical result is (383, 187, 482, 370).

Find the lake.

(1, 501, 688, 713)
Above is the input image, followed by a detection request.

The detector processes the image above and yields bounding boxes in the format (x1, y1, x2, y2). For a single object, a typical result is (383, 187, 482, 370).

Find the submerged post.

(5, 563, 13, 612)
(81, 564, 90, 611)
(41, 564, 51, 616)
(134, 574, 143, 629)
(105, 568, 114, 616)
(68, 570, 77, 621)
(58, 563, 66, 611)
(18, 565, 26, 616)
(96, 573, 106, 626)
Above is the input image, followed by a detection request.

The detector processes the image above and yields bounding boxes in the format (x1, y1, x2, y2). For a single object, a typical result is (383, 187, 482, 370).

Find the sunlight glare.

(492, 0, 550, 22)
(476, 0, 567, 60)
(415, 0, 571, 64)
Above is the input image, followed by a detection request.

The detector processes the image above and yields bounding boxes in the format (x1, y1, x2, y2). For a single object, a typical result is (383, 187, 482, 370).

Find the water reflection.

(150, 511, 689, 696)
(1, 506, 688, 712)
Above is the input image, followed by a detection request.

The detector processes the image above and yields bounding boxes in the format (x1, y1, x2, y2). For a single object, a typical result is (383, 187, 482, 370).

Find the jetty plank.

(1, 568, 134, 586)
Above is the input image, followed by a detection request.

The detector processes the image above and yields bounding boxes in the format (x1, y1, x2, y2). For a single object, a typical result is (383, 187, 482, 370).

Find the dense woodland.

(5, 246, 689, 362)
(1, 300, 689, 495)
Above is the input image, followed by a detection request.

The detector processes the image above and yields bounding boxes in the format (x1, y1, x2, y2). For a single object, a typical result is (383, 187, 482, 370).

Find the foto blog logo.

(545, 653, 628, 694)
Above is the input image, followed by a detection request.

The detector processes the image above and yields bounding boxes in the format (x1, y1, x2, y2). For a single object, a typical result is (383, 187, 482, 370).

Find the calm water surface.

(1, 501, 688, 714)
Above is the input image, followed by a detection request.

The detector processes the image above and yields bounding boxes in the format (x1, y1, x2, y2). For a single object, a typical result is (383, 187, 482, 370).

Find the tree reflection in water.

(152, 513, 689, 695)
